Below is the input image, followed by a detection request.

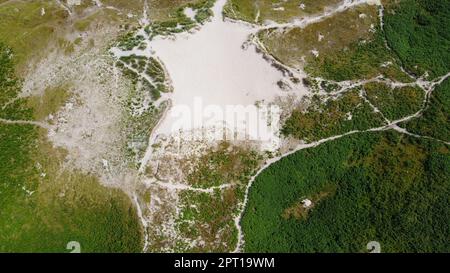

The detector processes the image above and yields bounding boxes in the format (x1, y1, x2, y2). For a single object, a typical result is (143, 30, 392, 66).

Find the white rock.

(302, 199, 312, 208)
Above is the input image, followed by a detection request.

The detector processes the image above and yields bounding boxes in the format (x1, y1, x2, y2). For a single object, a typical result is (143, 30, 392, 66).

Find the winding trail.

(146, 180, 237, 193)
(232, 73, 450, 252)
(231, 0, 450, 251)
(133, 193, 150, 252)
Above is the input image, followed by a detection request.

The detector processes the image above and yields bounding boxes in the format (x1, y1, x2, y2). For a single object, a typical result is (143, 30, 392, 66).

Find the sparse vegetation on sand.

(0, 43, 143, 253)
(184, 142, 261, 188)
(224, 0, 342, 23)
(176, 187, 241, 252)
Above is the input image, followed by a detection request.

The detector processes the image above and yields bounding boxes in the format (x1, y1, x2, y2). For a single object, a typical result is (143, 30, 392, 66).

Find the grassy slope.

(0, 124, 143, 253)
(243, 131, 449, 252)
(224, 0, 342, 23)
(0, 1, 66, 71)
(257, 3, 412, 82)
(0, 41, 143, 252)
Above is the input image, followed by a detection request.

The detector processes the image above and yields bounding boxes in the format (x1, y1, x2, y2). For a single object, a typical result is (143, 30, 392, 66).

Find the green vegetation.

(306, 27, 412, 82)
(258, 4, 412, 82)
(176, 187, 241, 252)
(148, 0, 212, 21)
(114, 44, 174, 167)
(383, 0, 450, 78)
(402, 79, 450, 142)
(116, 54, 170, 166)
(0, 43, 143, 253)
(0, 1, 65, 70)
(224, 0, 342, 23)
(185, 142, 261, 188)
(142, 0, 215, 40)
(247, 0, 450, 254)
(118, 54, 169, 100)
(259, 0, 450, 81)
(122, 101, 167, 167)
(0, 42, 32, 121)
(0, 128, 143, 252)
(364, 82, 424, 121)
(117, 33, 146, 51)
(282, 89, 386, 142)
(26, 85, 71, 121)
(158, 142, 261, 252)
(102, 0, 144, 14)
(242, 131, 450, 252)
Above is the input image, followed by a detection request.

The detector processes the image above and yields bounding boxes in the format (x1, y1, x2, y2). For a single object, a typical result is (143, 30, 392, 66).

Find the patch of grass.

(101, 0, 144, 14)
(117, 33, 146, 51)
(307, 27, 412, 82)
(363, 82, 425, 121)
(144, 0, 215, 39)
(259, 4, 412, 82)
(176, 187, 242, 252)
(0, 125, 144, 253)
(26, 85, 71, 121)
(73, 11, 101, 32)
(184, 142, 261, 188)
(0, 44, 143, 253)
(148, 0, 212, 21)
(224, 0, 342, 23)
(242, 131, 450, 252)
(282, 89, 386, 142)
(0, 1, 67, 70)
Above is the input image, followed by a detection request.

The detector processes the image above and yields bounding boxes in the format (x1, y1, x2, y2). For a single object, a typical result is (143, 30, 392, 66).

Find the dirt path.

(0, 118, 50, 129)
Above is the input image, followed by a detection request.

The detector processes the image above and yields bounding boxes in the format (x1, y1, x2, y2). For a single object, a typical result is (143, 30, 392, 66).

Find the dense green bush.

(306, 28, 411, 82)
(402, 79, 450, 142)
(384, 0, 450, 78)
(242, 131, 450, 252)
(363, 82, 425, 121)
(282, 90, 386, 141)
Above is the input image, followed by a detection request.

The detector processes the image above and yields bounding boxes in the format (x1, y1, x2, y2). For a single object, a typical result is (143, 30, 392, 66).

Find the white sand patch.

(184, 7, 197, 21)
(93, 0, 103, 7)
(318, 33, 324, 42)
(67, 0, 81, 6)
(149, 0, 295, 151)
(311, 49, 319, 57)
(302, 199, 312, 208)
